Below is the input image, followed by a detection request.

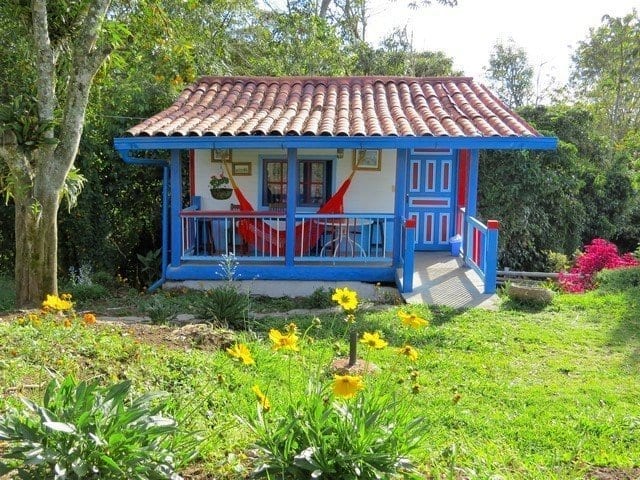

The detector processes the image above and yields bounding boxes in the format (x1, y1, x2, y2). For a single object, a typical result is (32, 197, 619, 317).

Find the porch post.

(285, 148, 298, 266)
(170, 149, 182, 267)
(402, 218, 416, 293)
(464, 149, 479, 265)
(393, 148, 409, 266)
(484, 220, 500, 294)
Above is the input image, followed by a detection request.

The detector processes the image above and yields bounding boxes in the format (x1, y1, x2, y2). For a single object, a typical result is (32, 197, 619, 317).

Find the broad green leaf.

(43, 422, 76, 434)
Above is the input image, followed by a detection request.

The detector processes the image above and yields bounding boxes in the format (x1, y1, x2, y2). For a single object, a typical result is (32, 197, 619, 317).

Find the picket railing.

(459, 207, 500, 294)
(180, 210, 393, 265)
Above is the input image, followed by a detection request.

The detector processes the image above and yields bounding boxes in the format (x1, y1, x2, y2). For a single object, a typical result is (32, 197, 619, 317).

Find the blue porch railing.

(458, 207, 500, 294)
(180, 210, 394, 265)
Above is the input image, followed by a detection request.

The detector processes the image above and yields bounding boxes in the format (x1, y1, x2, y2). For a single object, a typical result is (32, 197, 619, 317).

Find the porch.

(399, 252, 500, 310)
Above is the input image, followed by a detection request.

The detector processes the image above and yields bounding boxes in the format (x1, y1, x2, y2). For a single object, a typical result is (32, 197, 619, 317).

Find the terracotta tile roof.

(127, 76, 540, 138)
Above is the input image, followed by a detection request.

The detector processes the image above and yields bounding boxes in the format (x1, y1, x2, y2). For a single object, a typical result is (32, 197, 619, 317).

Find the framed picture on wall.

(211, 149, 232, 162)
(353, 149, 381, 171)
(232, 162, 252, 176)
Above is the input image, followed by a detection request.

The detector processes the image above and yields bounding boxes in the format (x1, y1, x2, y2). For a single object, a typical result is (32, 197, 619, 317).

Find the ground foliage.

(1, 283, 639, 479)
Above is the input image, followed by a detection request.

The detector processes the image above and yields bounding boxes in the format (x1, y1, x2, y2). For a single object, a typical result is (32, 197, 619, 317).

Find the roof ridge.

(196, 75, 476, 85)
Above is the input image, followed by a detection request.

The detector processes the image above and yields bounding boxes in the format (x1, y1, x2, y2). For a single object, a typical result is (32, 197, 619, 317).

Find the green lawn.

(1, 288, 639, 479)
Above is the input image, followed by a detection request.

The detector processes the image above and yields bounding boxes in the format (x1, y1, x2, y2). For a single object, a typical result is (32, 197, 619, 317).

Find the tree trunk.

(14, 188, 60, 308)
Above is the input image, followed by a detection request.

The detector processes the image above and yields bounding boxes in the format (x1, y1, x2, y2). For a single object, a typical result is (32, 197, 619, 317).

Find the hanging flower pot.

(210, 171, 232, 200)
(210, 187, 233, 200)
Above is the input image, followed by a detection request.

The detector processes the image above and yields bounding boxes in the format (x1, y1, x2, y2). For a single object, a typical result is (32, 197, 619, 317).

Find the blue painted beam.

(148, 166, 171, 292)
(393, 149, 408, 266)
(170, 150, 182, 267)
(484, 221, 500, 294)
(115, 135, 558, 152)
(466, 149, 479, 218)
(402, 219, 416, 293)
(165, 264, 396, 283)
(285, 148, 297, 266)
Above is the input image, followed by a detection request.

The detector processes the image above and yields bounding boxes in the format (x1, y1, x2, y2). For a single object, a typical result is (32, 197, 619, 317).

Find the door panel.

(407, 150, 455, 251)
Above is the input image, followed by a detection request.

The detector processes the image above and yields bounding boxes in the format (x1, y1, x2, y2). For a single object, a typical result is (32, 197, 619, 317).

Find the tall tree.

(571, 9, 640, 148)
(0, 0, 118, 307)
(354, 26, 459, 76)
(485, 38, 534, 108)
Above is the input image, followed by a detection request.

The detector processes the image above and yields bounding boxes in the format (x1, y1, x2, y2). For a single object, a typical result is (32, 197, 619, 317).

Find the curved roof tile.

(126, 76, 540, 138)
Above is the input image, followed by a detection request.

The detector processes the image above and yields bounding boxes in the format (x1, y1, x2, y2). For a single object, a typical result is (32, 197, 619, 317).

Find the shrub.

(90, 271, 121, 292)
(244, 382, 427, 479)
(0, 376, 197, 479)
(558, 238, 639, 293)
(191, 284, 250, 330)
(65, 282, 109, 303)
(300, 287, 333, 309)
(545, 251, 570, 272)
(596, 266, 640, 293)
(143, 294, 178, 324)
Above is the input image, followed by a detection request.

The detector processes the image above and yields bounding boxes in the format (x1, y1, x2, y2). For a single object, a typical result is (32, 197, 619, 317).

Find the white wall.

(194, 148, 396, 213)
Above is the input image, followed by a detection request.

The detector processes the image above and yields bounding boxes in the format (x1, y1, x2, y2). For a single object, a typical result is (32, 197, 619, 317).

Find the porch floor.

(400, 252, 500, 310)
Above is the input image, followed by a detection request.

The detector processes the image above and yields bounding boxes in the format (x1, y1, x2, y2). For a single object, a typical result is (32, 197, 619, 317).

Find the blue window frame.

(262, 159, 332, 207)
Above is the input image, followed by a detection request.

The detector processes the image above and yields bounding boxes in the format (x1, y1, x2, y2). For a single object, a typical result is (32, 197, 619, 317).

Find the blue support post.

(484, 220, 500, 294)
(393, 149, 408, 266)
(402, 218, 416, 293)
(466, 149, 479, 217)
(463, 150, 479, 266)
(148, 166, 170, 292)
(285, 148, 298, 266)
(170, 150, 182, 267)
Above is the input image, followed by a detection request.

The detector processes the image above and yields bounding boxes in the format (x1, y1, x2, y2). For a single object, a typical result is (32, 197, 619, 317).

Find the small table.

(319, 218, 373, 257)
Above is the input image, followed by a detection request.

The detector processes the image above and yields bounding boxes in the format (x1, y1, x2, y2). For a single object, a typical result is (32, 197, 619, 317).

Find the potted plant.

(210, 172, 233, 200)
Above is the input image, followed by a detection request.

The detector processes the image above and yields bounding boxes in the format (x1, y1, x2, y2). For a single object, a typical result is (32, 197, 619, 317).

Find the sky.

(365, 0, 637, 87)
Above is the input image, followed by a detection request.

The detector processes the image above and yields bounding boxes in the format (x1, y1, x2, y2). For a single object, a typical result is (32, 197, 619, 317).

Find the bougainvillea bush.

(558, 238, 639, 293)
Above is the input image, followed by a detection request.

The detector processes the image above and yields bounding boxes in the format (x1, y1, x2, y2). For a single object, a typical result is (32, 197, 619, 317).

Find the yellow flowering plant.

(16, 293, 97, 330)
(235, 315, 430, 479)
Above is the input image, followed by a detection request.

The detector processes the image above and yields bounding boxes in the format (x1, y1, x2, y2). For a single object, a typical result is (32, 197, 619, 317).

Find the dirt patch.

(586, 468, 640, 480)
(97, 321, 236, 352)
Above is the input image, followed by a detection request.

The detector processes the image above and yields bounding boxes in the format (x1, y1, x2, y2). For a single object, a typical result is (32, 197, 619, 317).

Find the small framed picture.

(211, 149, 232, 162)
(232, 162, 252, 176)
(353, 149, 381, 171)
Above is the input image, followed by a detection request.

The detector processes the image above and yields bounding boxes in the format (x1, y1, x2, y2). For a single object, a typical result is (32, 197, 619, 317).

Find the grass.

(1, 285, 639, 479)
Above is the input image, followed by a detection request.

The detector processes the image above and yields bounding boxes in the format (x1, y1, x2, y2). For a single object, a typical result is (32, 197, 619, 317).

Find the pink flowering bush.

(558, 238, 639, 293)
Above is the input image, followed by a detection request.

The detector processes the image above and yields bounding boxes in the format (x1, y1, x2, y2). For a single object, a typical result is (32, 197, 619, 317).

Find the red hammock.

(224, 161, 356, 256)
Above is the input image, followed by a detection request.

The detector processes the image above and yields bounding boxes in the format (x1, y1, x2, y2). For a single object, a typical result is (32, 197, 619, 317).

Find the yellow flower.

(397, 345, 419, 362)
(252, 385, 271, 412)
(63, 318, 72, 328)
(226, 343, 255, 365)
(398, 311, 429, 328)
(332, 287, 358, 312)
(42, 294, 73, 312)
(269, 329, 299, 352)
(82, 313, 97, 325)
(360, 331, 388, 349)
(332, 374, 364, 399)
